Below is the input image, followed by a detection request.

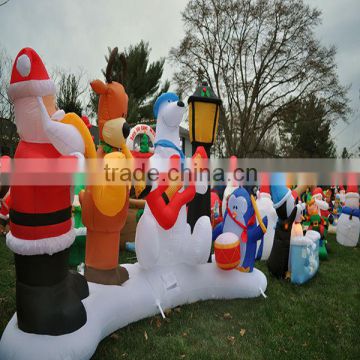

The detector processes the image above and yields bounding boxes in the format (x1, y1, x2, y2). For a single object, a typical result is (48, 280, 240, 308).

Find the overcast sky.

(0, 0, 359, 153)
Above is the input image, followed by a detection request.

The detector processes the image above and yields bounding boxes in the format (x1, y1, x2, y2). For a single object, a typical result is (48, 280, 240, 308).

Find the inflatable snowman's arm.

(37, 98, 85, 156)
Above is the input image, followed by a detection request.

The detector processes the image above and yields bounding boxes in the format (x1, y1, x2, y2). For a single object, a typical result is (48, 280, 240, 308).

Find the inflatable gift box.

(290, 230, 320, 285)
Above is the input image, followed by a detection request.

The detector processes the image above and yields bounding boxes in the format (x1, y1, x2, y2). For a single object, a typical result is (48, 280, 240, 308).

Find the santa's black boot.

(14, 248, 88, 335)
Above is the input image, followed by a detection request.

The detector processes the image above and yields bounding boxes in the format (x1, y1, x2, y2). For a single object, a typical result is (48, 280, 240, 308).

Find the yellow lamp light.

(188, 82, 222, 146)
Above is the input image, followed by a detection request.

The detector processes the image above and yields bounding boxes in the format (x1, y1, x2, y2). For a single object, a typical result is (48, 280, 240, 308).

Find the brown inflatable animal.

(80, 48, 132, 285)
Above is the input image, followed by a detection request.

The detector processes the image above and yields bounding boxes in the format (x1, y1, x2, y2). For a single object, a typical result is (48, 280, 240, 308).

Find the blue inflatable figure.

(213, 187, 267, 272)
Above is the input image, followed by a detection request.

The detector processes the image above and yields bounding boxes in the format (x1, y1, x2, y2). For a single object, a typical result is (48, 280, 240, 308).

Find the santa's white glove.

(51, 109, 65, 121)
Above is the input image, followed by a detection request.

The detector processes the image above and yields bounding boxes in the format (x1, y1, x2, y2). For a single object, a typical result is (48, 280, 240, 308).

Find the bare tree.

(0, 48, 14, 121)
(170, 0, 349, 157)
(0, 0, 10, 7)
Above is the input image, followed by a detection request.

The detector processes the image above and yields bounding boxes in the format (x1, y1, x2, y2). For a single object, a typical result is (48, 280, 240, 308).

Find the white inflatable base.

(0, 262, 267, 360)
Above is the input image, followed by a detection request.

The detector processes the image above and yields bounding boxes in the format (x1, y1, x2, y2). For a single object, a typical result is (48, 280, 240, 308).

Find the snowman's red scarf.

(226, 205, 256, 243)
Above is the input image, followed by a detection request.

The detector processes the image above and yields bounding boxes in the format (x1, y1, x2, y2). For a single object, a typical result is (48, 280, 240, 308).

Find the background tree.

(57, 72, 86, 117)
(341, 147, 351, 159)
(170, 0, 349, 157)
(89, 41, 169, 124)
(278, 95, 336, 157)
(0, 47, 18, 155)
(0, 47, 14, 121)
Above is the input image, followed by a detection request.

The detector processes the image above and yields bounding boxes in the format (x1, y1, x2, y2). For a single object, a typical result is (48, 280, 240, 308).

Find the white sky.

(0, 0, 359, 153)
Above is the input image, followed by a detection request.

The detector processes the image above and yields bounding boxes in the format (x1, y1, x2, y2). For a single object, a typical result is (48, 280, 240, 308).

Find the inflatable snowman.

(255, 179, 278, 260)
(336, 184, 360, 247)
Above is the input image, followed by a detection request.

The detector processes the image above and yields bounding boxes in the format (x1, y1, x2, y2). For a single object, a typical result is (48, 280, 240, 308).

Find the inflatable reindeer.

(80, 48, 132, 285)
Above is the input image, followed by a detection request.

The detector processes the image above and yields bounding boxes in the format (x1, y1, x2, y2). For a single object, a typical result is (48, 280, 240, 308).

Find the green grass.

(1, 235, 359, 359)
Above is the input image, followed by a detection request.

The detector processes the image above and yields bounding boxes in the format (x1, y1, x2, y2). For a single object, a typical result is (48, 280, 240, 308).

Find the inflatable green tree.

(140, 134, 149, 153)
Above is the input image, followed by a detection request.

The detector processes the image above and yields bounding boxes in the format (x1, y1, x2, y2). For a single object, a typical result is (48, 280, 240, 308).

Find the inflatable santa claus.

(6, 48, 90, 335)
(312, 187, 330, 217)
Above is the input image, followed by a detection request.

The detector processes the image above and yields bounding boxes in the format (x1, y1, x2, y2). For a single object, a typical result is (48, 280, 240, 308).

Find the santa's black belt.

(10, 207, 72, 227)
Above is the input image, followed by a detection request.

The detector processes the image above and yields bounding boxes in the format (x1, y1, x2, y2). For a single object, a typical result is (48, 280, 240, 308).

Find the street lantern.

(187, 82, 222, 263)
(188, 81, 222, 149)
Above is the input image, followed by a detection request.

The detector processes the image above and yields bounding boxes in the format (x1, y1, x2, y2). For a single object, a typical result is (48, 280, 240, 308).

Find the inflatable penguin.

(336, 184, 360, 247)
(255, 175, 278, 260)
(6, 48, 89, 335)
(215, 187, 267, 272)
(267, 175, 304, 279)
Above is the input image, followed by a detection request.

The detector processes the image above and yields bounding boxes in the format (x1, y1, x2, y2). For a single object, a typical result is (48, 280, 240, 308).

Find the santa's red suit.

(6, 48, 84, 256)
(9, 142, 74, 251)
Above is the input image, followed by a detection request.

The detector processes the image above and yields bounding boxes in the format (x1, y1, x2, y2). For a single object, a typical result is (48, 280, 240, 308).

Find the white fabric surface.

(0, 262, 267, 360)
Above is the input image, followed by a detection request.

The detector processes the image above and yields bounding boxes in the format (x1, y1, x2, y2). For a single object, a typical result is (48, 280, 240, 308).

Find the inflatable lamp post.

(187, 81, 222, 236)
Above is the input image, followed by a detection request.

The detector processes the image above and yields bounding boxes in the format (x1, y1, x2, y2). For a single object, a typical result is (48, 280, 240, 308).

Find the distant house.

(179, 125, 192, 157)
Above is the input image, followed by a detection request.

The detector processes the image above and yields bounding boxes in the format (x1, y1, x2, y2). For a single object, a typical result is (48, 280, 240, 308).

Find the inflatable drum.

(214, 233, 240, 270)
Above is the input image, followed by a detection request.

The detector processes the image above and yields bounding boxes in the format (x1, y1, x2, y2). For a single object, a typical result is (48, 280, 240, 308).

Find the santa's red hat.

(312, 187, 324, 200)
(7, 47, 55, 101)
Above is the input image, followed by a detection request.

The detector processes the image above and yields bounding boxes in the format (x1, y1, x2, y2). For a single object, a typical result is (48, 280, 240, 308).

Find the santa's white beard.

(14, 97, 50, 143)
(315, 199, 329, 211)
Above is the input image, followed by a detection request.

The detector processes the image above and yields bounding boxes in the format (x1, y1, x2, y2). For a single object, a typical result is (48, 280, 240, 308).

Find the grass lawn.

(1, 234, 359, 359)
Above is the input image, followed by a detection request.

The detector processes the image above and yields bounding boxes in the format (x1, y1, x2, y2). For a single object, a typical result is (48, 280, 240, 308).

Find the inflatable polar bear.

(135, 93, 212, 268)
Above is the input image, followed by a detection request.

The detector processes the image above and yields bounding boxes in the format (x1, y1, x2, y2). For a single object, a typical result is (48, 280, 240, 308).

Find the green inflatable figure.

(69, 172, 87, 267)
(140, 133, 150, 153)
(308, 214, 328, 260)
